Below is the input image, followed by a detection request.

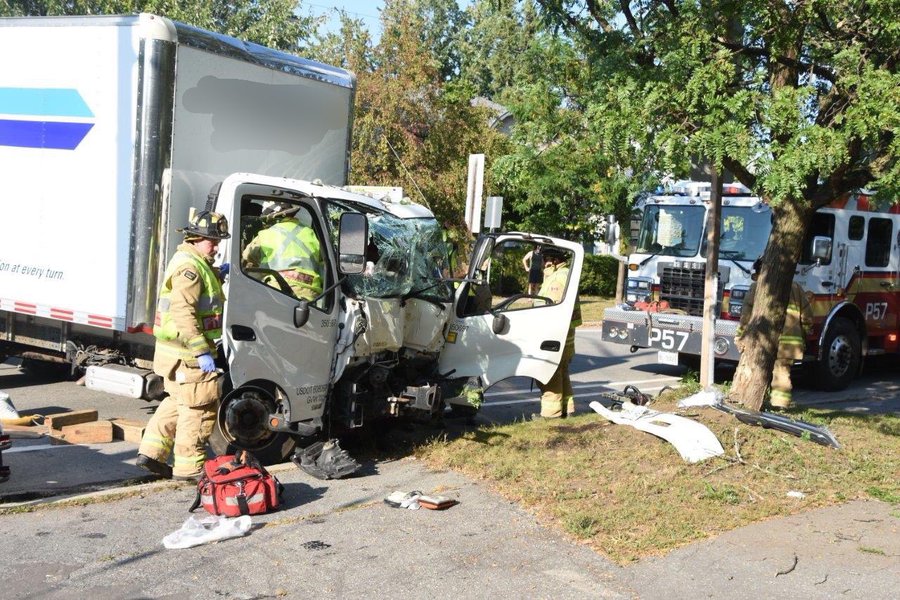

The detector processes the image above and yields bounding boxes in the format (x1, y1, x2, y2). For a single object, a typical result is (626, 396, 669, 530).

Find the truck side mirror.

(293, 301, 310, 328)
(629, 208, 642, 247)
(811, 236, 832, 262)
(338, 213, 367, 274)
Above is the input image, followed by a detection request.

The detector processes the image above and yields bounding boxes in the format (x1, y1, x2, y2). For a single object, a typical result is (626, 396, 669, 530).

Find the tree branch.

(713, 37, 836, 83)
(617, 0, 641, 39)
(722, 157, 757, 191)
(585, 0, 614, 33)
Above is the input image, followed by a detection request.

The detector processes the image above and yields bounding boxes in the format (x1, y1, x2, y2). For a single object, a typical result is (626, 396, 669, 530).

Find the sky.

(306, 1, 385, 37)
(307, 1, 472, 40)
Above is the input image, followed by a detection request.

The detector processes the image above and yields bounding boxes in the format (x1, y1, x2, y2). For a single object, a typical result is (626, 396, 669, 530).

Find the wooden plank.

(110, 419, 146, 444)
(57, 420, 113, 444)
(45, 409, 98, 431)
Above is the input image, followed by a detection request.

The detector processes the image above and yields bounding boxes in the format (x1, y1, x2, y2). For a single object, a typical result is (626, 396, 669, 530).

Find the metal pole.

(700, 169, 723, 387)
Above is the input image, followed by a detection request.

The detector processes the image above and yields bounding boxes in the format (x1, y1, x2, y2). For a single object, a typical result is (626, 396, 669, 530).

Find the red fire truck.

(601, 182, 900, 390)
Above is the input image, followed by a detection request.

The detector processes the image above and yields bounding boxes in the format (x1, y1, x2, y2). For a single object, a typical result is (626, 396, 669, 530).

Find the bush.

(579, 253, 619, 296)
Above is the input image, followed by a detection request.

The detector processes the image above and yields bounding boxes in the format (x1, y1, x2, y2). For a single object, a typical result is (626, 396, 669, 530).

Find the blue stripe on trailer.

(0, 119, 94, 150)
(0, 88, 94, 118)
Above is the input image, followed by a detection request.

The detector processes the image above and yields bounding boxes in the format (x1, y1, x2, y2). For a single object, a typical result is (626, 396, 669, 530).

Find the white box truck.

(0, 15, 584, 464)
(0, 13, 355, 384)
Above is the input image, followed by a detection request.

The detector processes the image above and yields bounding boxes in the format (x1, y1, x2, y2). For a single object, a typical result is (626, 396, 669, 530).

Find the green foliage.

(578, 253, 618, 296)
(0, 0, 318, 52)
(342, 0, 509, 236)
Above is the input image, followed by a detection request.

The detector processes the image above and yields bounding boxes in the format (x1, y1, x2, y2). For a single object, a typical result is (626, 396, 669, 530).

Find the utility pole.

(700, 169, 723, 387)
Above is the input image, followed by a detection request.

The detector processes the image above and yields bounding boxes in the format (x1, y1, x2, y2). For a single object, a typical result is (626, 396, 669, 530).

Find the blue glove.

(218, 263, 230, 277)
(197, 353, 216, 373)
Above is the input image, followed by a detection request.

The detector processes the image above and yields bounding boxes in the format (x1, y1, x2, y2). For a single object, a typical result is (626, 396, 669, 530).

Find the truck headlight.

(714, 337, 730, 355)
(728, 302, 743, 317)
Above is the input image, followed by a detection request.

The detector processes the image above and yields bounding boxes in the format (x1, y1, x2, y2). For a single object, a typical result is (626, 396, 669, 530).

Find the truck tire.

(814, 317, 861, 391)
(208, 426, 295, 466)
(209, 387, 297, 465)
(19, 358, 70, 381)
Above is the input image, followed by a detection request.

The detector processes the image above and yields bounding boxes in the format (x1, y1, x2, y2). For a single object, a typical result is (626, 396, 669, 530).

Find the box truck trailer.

(0, 13, 355, 391)
(0, 15, 584, 463)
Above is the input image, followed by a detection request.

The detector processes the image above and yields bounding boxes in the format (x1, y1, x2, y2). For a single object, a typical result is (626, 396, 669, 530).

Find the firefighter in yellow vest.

(242, 202, 323, 301)
(137, 210, 229, 480)
(736, 259, 812, 409)
(535, 247, 581, 419)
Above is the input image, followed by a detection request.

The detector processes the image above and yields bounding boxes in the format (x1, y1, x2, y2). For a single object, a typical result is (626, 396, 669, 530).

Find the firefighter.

(242, 202, 323, 301)
(136, 210, 229, 480)
(535, 247, 581, 419)
(736, 258, 812, 409)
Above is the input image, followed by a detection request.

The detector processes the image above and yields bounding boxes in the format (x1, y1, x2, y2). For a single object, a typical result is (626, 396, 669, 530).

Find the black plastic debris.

(293, 439, 361, 480)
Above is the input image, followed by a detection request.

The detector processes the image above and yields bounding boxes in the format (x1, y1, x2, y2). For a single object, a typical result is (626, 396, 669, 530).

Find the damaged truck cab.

(214, 173, 583, 462)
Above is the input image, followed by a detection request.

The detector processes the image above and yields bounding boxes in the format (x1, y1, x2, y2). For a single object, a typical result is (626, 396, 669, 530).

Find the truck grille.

(659, 265, 721, 316)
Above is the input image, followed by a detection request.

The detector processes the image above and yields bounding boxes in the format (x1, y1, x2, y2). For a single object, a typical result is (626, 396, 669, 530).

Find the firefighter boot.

(136, 454, 173, 479)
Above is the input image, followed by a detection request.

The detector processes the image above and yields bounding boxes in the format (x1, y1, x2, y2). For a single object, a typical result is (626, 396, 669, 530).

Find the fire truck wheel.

(814, 317, 861, 391)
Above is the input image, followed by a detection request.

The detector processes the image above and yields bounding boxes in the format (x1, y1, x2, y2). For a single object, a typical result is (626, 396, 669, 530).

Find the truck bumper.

(601, 307, 741, 362)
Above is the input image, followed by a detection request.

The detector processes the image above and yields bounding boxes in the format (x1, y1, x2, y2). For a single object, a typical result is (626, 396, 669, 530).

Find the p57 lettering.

(649, 327, 688, 351)
(865, 302, 888, 321)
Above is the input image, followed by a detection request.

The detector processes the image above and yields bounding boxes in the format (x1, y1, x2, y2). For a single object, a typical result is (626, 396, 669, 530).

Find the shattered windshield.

(702, 205, 772, 261)
(635, 205, 705, 257)
(325, 200, 453, 301)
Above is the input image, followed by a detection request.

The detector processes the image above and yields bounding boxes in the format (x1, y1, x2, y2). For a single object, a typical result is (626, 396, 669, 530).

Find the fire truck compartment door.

(438, 234, 583, 387)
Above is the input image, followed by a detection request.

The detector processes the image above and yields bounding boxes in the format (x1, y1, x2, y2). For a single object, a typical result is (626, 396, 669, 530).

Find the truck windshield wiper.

(639, 248, 664, 266)
(719, 250, 751, 275)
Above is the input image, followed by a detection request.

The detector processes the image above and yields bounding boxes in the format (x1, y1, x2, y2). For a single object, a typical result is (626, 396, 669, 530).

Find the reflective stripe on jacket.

(244, 219, 323, 298)
(538, 262, 581, 343)
(736, 280, 811, 360)
(153, 247, 224, 354)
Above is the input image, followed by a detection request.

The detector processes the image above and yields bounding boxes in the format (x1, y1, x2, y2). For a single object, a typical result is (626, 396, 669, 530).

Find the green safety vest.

(153, 250, 224, 348)
(252, 220, 322, 297)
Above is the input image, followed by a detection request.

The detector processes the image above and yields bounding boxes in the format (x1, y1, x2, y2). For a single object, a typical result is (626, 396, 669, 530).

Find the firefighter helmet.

(262, 201, 300, 219)
(542, 246, 569, 262)
(178, 209, 231, 240)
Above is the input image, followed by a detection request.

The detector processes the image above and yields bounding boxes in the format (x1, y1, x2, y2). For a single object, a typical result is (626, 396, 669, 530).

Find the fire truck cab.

(602, 181, 900, 390)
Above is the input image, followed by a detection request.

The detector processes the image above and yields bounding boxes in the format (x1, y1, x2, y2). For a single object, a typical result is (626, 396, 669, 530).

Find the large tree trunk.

(729, 198, 814, 410)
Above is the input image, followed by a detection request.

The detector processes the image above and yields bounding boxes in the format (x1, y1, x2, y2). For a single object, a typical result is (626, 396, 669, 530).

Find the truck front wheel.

(814, 318, 861, 391)
(209, 386, 296, 465)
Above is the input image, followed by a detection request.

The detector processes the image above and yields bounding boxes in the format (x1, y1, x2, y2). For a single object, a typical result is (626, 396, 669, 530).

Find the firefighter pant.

(539, 339, 575, 418)
(138, 377, 218, 477)
(769, 358, 793, 409)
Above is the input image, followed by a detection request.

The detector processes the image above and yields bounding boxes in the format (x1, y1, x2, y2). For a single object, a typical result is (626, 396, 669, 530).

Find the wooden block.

(58, 420, 113, 444)
(45, 409, 98, 431)
(110, 419, 146, 444)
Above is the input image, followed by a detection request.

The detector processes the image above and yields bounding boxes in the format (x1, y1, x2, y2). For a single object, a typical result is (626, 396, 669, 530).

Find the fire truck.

(601, 181, 900, 390)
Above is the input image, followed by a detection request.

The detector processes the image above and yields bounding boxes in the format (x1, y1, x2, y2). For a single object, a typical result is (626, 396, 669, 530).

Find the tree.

(346, 0, 508, 240)
(306, 9, 375, 73)
(537, 0, 899, 409)
(0, 0, 318, 52)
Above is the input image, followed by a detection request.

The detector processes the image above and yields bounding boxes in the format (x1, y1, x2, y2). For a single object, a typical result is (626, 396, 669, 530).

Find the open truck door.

(439, 234, 583, 387)
(217, 174, 344, 462)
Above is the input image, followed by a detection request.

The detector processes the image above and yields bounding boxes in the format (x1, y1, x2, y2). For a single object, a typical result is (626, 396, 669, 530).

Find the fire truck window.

(848, 216, 865, 241)
(800, 213, 835, 265)
(865, 218, 892, 268)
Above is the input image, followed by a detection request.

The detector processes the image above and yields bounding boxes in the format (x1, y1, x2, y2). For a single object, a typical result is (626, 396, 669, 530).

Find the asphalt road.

(0, 330, 898, 598)
(2, 329, 899, 501)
